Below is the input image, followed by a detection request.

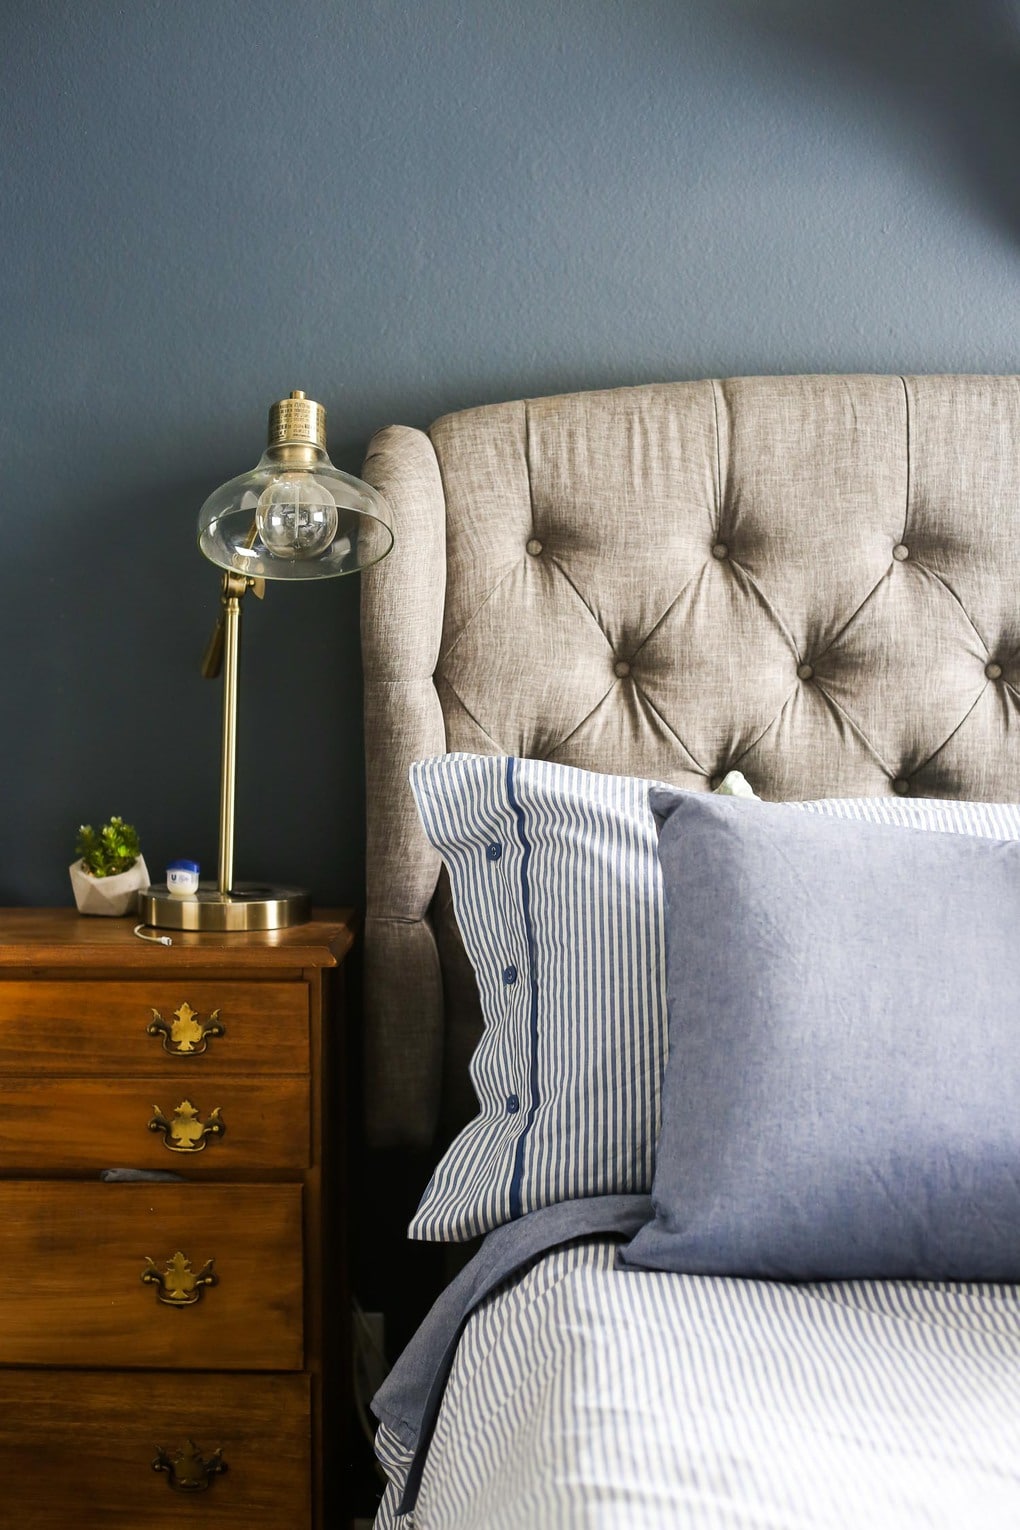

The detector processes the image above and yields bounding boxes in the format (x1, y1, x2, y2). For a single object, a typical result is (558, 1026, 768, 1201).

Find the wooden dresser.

(0, 906, 356, 1529)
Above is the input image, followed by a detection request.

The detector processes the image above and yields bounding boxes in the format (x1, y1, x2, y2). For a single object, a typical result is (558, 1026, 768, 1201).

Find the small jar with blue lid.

(166, 859, 200, 898)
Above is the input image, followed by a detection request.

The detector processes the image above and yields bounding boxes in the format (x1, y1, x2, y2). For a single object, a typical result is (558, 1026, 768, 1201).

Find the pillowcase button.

(505, 1094, 520, 1114)
(486, 842, 503, 861)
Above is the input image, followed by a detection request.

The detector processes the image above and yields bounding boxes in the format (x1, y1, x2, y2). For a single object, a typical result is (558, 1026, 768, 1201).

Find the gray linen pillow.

(620, 790, 1020, 1282)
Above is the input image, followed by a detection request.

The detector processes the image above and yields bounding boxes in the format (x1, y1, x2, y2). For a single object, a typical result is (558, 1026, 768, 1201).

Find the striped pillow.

(408, 753, 1020, 1241)
(409, 755, 667, 1241)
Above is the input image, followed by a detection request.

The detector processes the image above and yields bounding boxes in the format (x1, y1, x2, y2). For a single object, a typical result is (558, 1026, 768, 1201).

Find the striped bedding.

(373, 1232, 1020, 1529)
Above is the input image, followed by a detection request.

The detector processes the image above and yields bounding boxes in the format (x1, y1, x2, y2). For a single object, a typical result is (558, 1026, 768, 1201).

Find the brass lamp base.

(139, 883, 311, 932)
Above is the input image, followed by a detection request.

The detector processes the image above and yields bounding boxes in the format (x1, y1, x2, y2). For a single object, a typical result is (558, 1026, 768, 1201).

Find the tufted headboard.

(360, 373, 1020, 1148)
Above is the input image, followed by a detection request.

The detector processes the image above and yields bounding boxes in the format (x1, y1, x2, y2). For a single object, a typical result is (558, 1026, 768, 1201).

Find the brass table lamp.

(139, 390, 393, 932)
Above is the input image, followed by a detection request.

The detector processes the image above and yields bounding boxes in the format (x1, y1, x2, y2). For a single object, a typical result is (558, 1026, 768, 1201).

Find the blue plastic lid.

(167, 858, 200, 873)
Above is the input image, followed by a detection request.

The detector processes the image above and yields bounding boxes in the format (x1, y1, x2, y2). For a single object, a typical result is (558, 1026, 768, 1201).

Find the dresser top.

(0, 907, 357, 970)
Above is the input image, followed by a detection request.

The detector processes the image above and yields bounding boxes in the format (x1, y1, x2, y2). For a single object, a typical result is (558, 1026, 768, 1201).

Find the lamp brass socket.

(266, 389, 326, 451)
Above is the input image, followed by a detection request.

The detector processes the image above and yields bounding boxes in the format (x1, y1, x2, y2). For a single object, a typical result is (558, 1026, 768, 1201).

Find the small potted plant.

(69, 816, 150, 916)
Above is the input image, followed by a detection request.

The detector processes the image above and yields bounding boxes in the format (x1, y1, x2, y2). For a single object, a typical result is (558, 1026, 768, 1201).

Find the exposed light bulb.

(255, 472, 339, 560)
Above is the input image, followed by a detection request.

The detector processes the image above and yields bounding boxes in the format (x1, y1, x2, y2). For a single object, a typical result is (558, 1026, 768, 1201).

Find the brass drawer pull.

(148, 1099, 225, 1152)
(153, 1440, 226, 1493)
(147, 1001, 225, 1056)
(141, 1251, 217, 1306)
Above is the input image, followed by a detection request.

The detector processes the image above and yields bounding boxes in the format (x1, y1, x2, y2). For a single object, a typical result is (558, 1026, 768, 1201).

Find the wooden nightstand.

(0, 906, 356, 1529)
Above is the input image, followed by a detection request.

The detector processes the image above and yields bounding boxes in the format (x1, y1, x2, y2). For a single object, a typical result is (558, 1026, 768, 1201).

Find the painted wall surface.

(3, 0, 1018, 906)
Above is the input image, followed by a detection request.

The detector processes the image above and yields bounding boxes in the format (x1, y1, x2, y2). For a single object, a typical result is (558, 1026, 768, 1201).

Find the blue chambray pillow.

(410, 753, 1020, 1243)
(621, 790, 1020, 1281)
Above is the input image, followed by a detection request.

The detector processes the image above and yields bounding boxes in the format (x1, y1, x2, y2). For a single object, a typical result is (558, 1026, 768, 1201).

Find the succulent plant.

(74, 816, 142, 878)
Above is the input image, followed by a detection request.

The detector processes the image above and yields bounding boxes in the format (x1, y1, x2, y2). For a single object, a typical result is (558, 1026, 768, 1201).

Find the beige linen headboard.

(360, 374, 1020, 1148)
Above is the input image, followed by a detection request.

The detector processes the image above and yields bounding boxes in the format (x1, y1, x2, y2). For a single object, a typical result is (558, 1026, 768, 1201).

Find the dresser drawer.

(0, 980, 309, 1074)
(0, 1076, 310, 1171)
(0, 1181, 304, 1369)
(0, 1367, 311, 1528)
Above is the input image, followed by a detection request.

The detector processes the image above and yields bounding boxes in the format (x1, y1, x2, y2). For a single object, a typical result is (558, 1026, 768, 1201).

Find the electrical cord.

(133, 924, 172, 946)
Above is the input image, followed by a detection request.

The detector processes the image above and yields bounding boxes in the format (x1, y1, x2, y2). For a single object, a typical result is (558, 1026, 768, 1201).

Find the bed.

(359, 375, 1020, 1528)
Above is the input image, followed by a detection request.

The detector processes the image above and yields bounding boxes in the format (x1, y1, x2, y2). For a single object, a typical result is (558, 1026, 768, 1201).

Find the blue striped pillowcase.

(408, 753, 1020, 1242)
(409, 754, 666, 1241)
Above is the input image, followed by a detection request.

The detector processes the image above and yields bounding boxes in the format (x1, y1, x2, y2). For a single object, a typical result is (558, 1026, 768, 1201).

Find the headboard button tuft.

(892, 543, 909, 561)
(797, 663, 814, 682)
(986, 662, 1003, 680)
(614, 660, 631, 679)
(526, 538, 543, 556)
(711, 543, 729, 560)
(892, 778, 911, 796)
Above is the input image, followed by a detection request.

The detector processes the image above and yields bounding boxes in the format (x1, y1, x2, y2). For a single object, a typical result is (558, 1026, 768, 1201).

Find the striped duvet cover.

(373, 1233, 1020, 1529)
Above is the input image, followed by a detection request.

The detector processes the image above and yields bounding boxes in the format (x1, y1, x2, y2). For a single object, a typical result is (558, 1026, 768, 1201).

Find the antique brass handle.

(141, 1251, 217, 1306)
(148, 1099, 225, 1152)
(153, 1440, 226, 1493)
(147, 1001, 225, 1056)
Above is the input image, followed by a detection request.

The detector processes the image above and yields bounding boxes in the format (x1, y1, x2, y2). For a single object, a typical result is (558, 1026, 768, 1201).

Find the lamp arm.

(203, 571, 264, 895)
(201, 573, 264, 680)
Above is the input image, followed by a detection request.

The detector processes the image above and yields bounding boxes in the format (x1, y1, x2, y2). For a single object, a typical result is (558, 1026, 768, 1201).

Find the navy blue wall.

(3, 0, 1018, 904)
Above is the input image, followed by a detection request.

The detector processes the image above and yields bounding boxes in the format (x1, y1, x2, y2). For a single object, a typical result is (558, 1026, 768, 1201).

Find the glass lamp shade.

(198, 447, 393, 580)
(198, 391, 394, 581)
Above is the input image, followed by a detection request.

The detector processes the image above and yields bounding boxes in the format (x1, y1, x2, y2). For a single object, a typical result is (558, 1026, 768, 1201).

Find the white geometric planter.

(69, 855, 150, 917)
